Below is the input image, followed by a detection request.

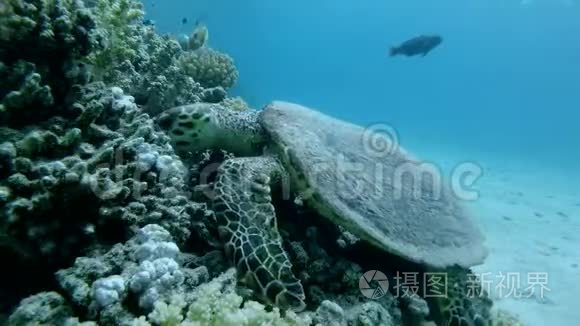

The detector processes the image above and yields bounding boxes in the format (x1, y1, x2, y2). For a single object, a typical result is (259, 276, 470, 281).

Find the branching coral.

(138, 269, 312, 326)
(85, 0, 144, 70)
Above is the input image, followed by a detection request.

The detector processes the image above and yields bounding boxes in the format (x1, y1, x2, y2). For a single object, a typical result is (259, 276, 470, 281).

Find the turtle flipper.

(212, 156, 306, 311)
(428, 266, 493, 326)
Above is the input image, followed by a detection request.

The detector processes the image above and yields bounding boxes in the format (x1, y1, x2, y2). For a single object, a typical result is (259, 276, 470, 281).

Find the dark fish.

(182, 17, 188, 24)
(389, 35, 442, 57)
(143, 19, 155, 26)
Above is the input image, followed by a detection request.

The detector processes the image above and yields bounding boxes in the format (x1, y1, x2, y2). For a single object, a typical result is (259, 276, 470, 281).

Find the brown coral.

(178, 48, 239, 89)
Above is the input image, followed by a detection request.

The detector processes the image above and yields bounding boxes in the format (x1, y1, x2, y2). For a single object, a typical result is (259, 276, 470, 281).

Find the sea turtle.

(157, 101, 492, 325)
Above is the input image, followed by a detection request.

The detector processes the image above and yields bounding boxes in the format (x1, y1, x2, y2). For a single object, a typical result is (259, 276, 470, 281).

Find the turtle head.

(157, 103, 266, 157)
(157, 103, 222, 157)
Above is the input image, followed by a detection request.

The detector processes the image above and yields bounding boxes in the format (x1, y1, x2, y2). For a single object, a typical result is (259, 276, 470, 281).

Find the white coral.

(130, 258, 184, 310)
(155, 154, 185, 180)
(134, 240, 180, 262)
(127, 225, 186, 310)
(111, 90, 137, 112)
(133, 224, 180, 263)
(91, 275, 126, 308)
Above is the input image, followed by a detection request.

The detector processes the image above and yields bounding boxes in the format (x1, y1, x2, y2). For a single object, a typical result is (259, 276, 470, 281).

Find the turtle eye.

(156, 111, 176, 130)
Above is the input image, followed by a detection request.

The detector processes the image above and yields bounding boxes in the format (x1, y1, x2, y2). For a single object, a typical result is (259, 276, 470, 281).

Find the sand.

(418, 147, 579, 326)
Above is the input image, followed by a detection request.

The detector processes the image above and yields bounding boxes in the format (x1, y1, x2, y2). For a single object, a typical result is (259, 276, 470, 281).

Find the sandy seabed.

(423, 147, 580, 326)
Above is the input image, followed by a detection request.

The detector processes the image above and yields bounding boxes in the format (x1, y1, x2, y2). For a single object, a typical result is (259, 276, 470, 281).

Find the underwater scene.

(0, 0, 578, 325)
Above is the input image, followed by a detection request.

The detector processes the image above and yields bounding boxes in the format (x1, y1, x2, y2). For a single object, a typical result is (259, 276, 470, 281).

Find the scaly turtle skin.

(157, 101, 493, 324)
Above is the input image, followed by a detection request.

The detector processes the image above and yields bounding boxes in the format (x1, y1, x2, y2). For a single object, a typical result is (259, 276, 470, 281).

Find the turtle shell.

(259, 101, 487, 268)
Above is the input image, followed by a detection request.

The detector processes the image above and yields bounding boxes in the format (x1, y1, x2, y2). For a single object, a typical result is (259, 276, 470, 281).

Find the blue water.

(144, 0, 580, 171)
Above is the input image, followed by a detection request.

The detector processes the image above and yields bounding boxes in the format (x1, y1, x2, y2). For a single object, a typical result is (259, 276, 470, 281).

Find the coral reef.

(1, 84, 199, 255)
(83, 0, 236, 115)
(0, 61, 54, 126)
(84, 0, 202, 115)
(141, 268, 311, 326)
(86, 0, 145, 70)
(0, 0, 227, 318)
(7, 291, 94, 326)
(54, 224, 209, 325)
(0, 0, 97, 61)
(178, 48, 239, 90)
(0, 83, 210, 314)
(7, 224, 204, 325)
(0, 0, 98, 127)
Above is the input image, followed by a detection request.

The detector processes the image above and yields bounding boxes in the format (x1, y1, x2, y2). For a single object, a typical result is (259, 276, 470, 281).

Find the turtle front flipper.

(212, 156, 306, 311)
(427, 266, 493, 326)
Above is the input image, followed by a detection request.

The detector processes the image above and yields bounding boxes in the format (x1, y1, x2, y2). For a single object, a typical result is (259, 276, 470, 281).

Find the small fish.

(187, 22, 209, 51)
(143, 19, 155, 26)
(389, 35, 442, 57)
(182, 17, 188, 25)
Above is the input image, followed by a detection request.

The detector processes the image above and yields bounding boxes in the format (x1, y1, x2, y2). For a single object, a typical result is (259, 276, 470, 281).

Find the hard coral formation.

(84, 0, 236, 115)
(0, 0, 97, 60)
(85, 0, 202, 115)
(54, 224, 210, 325)
(2, 85, 192, 256)
(7, 224, 206, 325)
(1, 0, 212, 299)
(0, 0, 238, 318)
(0, 0, 97, 126)
(0, 61, 54, 126)
(0, 83, 208, 314)
(141, 268, 311, 326)
(7, 291, 83, 326)
(86, 0, 145, 69)
(178, 48, 239, 90)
